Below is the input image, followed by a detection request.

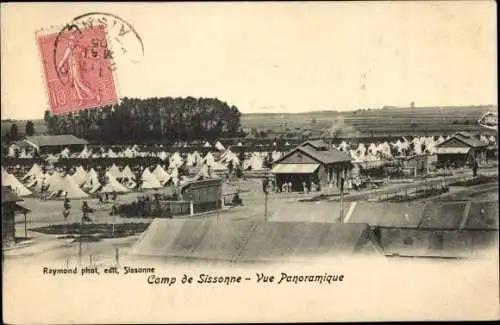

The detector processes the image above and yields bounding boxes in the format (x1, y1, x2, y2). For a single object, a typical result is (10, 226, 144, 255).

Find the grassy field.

(241, 105, 497, 138)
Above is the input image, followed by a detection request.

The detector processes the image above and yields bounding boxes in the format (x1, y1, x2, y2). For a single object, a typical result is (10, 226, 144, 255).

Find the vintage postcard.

(1, 2, 498, 323)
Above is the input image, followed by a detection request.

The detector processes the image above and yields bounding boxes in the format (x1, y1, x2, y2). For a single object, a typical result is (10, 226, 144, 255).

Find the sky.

(1, 2, 497, 120)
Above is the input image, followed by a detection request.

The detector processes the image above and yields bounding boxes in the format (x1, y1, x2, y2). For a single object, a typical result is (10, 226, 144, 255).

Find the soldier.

(63, 197, 71, 220)
(81, 200, 93, 223)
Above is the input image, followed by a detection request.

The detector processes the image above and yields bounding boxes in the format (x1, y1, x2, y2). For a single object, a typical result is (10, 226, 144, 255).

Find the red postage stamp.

(37, 25, 119, 115)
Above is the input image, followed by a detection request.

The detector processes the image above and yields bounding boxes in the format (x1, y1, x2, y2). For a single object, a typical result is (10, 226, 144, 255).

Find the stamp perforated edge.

(34, 22, 122, 116)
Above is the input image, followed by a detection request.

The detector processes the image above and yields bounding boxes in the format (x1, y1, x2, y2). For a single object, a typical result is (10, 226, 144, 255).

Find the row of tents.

(5, 156, 237, 199)
(9, 135, 496, 163)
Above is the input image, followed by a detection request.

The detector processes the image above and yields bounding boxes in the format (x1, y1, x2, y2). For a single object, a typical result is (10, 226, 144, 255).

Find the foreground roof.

(1, 186, 23, 203)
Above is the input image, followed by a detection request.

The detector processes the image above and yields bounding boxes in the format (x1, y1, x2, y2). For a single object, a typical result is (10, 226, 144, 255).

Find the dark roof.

(132, 218, 377, 261)
(301, 139, 330, 150)
(438, 132, 487, 148)
(274, 139, 351, 165)
(15, 203, 31, 214)
(24, 135, 88, 147)
(1, 186, 23, 203)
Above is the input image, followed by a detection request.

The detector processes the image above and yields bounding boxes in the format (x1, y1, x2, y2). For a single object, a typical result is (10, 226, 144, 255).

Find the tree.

(311, 118, 317, 124)
(9, 123, 19, 140)
(25, 121, 35, 136)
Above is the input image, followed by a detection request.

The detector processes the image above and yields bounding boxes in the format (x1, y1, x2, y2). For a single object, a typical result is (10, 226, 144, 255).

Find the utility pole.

(265, 190, 268, 222)
(443, 164, 447, 188)
(339, 178, 344, 224)
(78, 216, 83, 267)
(263, 174, 269, 222)
(24, 212, 27, 239)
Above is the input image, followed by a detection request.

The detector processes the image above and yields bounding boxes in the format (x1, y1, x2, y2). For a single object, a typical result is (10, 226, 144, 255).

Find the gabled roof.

(273, 141, 351, 165)
(24, 135, 88, 148)
(1, 186, 23, 203)
(301, 139, 330, 150)
(437, 132, 487, 148)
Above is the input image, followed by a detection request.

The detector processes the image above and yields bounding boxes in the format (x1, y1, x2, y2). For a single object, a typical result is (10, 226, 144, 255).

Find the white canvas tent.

(214, 141, 225, 151)
(2, 171, 32, 196)
(192, 165, 220, 181)
(107, 164, 122, 179)
(203, 152, 216, 166)
(82, 168, 101, 193)
(26, 172, 50, 191)
(243, 154, 264, 171)
(8, 145, 16, 157)
(152, 165, 171, 185)
(158, 151, 168, 161)
(186, 151, 202, 167)
(45, 154, 59, 163)
(106, 149, 118, 158)
(121, 165, 136, 180)
(140, 168, 162, 189)
(186, 153, 196, 167)
(60, 147, 70, 158)
(47, 174, 89, 199)
(122, 147, 136, 158)
(169, 152, 184, 169)
(22, 163, 42, 181)
(77, 145, 92, 158)
(72, 166, 88, 187)
(203, 141, 212, 148)
(101, 172, 130, 193)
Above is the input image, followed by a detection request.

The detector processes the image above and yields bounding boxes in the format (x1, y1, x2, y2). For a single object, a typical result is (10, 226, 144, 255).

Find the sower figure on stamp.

(57, 29, 101, 106)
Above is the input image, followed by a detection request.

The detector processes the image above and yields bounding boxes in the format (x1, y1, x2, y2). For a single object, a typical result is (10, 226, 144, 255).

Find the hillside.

(240, 105, 497, 138)
(1, 105, 496, 141)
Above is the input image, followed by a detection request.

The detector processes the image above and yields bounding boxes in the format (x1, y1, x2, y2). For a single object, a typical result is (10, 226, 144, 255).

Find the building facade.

(180, 179, 223, 214)
(21, 135, 89, 155)
(436, 132, 488, 168)
(271, 140, 352, 192)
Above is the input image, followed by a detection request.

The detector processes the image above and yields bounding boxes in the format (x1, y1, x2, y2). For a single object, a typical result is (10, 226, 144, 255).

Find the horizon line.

(1, 102, 497, 121)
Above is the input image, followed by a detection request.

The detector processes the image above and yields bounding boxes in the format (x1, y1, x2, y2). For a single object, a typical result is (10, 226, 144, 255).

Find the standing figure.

(81, 200, 93, 223)
(63, 197, 71, 220)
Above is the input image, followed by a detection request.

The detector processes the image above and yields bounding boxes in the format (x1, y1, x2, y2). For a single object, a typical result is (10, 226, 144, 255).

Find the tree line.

(2, 121, 35, 144)
(43, 96, 243, 144)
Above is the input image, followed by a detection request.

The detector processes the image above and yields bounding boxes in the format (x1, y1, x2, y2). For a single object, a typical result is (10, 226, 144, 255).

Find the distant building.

(180, 179, 223, 214)
(1, 186, 30, 247)
(18, 134, 89, 155)
(271, 140, 352, 192)
(436, 132, 488, 168)
(400, 155, 430, 176)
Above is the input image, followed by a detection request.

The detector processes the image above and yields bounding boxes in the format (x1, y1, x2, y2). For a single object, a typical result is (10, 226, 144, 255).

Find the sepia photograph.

(1, 2, 498, 323)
